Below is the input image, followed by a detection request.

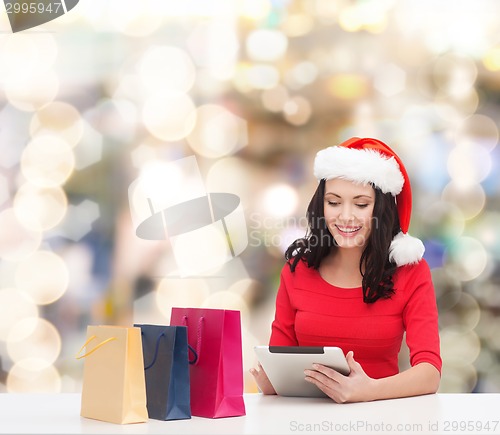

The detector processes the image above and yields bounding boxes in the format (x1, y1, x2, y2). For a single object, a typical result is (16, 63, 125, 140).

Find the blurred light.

(76, 0, 107, 28)
(456, 114, 499, 151)
(7, 358, 61, 393)
(0, 175, 9, 207)
(73, 121, 103, 170)
(239, 0, 271, 20)
(0, 288, 38, 341)
(434, 89, 479, 121)
(15, 250, 69, 305)
(156, 278, 210, 321)
(187, 104, 248, 158)
(433, 54, 477, 98)
(281, 14, 314, 37)
(129, 156, 206, 232)
(7, 318, 61, 367)
(439, 363, 477, 393)
(108, 0, 162, 36)
(5, 71, 59, 112)
(20, 135, 75, 188)
(312, 0, 341, 24)
(0, 35, 37, 83)
(432, 267, 462, 306)
(483, 46, 500, 71)
(444, 237, 488, 282)
(260, 184, 298, 218)
(442, 182, 486, 220)
(277, 226, 307, 255)
(0, 105, 31, 169)
(0, 209, 42, 261)
(0, 34, 57, 83)
(261, 85, 289, 112)
(201, 25, 239, 81)
(475, 348, 497, 372)
(420, 201, 465, 240)
(227, 278, 259, 298)
(171, 225, 229, 276)
(13, 184, 67, 232)
(30, 102, 84, 148)
(441, 327, 481, 367)
(399, 106, 438, 142)
(327, 74, 368, 100)
(136, 160, 185, 205)
(130, 143, 159, 169)
(59, 199, 100, 242)
(246, 29, 288, 62)
(139, 46, 196, 94)
(450, 292, 481, 332)
(468, 212, 500, 260)
(339, 3, 388, 33)
(142, 92, 197, 141)
(246, 64, 280, 90)
(406, 135, 451, 194)
(447, 144, 491, 188)
(83, 98, 138, 144)
(206, 157, 252, 204)
(283, 96, 312, 126)
(373, 63, 406, 96)
(285, 61, 318, 89)
(153, 0, 238, 17)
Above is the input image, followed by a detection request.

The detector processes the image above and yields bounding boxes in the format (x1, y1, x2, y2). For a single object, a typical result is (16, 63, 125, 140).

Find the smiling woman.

(250, 137, 441, 403)
(323, 179, 375, 250)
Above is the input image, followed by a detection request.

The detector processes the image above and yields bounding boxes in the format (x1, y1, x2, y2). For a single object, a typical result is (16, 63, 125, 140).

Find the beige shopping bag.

(76, 325, 148, 424)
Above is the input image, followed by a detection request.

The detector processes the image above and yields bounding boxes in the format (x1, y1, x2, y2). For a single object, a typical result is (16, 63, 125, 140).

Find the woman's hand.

(250, 363, 276, 395)
(304, 351, 375, 403)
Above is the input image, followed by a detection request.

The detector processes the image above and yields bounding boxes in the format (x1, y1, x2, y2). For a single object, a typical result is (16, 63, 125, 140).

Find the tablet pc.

(254, 345, 350, 398)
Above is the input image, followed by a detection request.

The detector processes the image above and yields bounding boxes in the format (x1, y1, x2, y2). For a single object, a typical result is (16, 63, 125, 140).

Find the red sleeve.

(269, 265, 299, 346)
(402, 260, 442, 374)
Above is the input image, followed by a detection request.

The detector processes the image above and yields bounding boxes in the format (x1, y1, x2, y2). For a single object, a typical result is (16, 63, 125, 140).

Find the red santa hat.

(313, 137, 424, 266)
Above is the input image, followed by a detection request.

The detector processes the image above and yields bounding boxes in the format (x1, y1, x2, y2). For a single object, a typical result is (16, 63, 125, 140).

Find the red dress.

(270, 259, 442, 379)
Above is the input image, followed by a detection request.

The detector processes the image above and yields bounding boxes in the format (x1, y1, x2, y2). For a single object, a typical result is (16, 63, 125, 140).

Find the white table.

(0, 393, 499, 434)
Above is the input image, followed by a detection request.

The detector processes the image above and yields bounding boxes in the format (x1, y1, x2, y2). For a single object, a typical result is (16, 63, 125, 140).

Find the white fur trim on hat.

(388, 231, 425, 266)
(314, 146, 404, 195)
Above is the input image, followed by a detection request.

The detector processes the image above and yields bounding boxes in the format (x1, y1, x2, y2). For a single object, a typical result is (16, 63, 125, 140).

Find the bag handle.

(142, 330, 199, 369)
(75, 335, 116, 359)
(143, 331, 164, 370)
(182, 315, 204, 366)
(188, 344, 198, 365)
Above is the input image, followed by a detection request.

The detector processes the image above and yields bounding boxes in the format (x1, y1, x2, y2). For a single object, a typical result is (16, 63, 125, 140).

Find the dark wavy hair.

(285, 179, 400, 303)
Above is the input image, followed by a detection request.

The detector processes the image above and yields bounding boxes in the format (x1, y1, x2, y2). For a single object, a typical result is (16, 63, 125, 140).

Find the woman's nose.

(338, 204, 354, 220)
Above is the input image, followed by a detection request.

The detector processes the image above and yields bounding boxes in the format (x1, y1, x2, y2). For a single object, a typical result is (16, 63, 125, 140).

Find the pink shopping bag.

(170, 307, 246, 418)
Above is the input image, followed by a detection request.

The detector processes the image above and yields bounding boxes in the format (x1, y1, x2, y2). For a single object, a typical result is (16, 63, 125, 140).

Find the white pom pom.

(389, 232, 425, 267)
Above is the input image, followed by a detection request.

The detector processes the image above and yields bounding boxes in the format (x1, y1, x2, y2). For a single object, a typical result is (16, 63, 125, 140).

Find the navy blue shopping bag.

(134, 324, 192, 421)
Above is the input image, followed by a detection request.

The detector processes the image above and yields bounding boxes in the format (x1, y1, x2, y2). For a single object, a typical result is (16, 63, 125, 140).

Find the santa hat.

(313, 137, 424, 266)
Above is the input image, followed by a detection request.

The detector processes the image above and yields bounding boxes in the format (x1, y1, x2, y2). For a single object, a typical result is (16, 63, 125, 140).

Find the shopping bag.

(76, 325, 148, 424)
(134, 324, 192, 420)
(170, 307, 246, 418)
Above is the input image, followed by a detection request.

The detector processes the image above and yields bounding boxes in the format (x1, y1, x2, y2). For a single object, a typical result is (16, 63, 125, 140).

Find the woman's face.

(323, 178, 375, 250)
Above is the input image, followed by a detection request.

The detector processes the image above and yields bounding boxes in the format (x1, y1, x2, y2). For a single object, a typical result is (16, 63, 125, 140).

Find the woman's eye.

(356, 204, 369, 208)
(327, 201, 339, 206)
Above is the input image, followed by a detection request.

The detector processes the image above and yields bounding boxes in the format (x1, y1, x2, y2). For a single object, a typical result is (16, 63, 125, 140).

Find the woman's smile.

(335, 225, 363, 236)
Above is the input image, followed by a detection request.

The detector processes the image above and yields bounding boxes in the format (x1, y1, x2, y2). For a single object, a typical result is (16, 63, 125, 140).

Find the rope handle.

(75, 335, 116, 359)
(188, 344, 198, 365)
(182, 315, 204, 366)
(142, 330, 199, 369)
(143, 331, 164, 370)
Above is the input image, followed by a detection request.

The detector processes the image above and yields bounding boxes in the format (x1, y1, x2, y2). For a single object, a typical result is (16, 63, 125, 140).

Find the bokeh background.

(0, 0, 499, 395)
